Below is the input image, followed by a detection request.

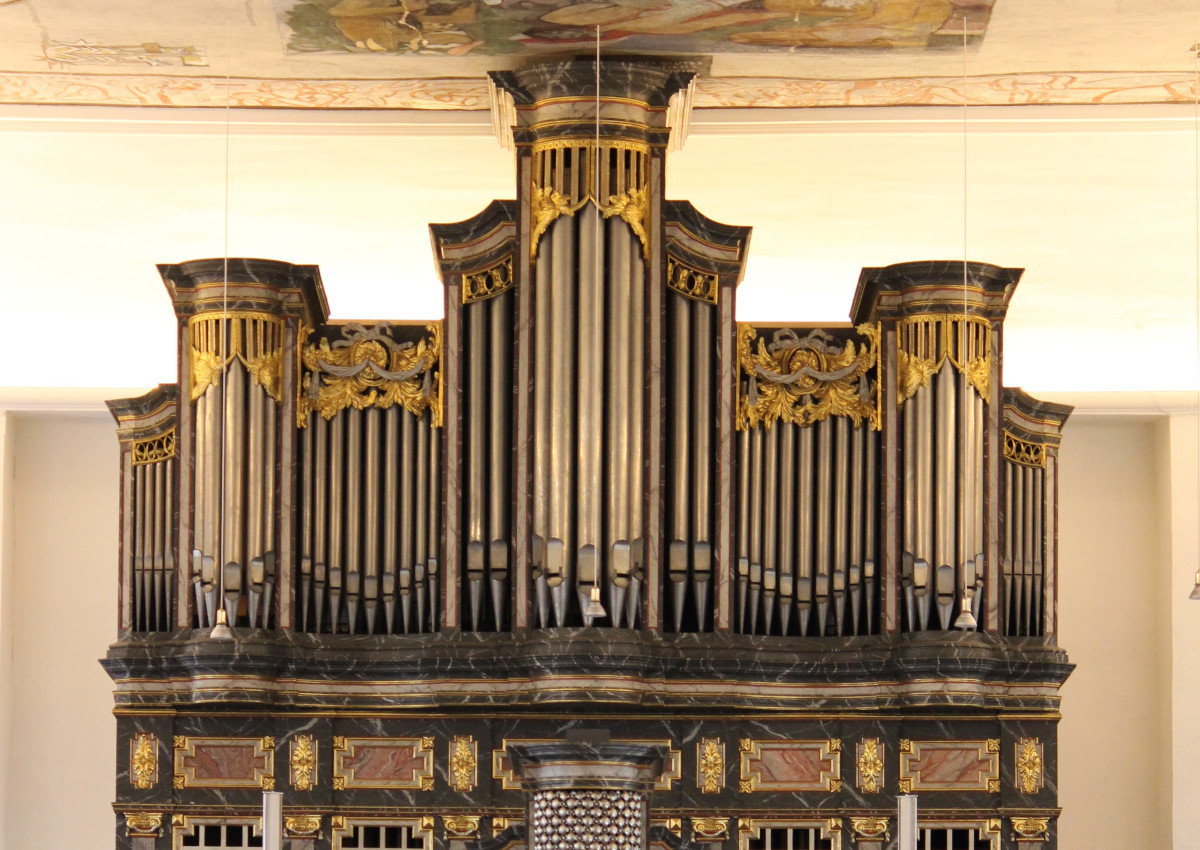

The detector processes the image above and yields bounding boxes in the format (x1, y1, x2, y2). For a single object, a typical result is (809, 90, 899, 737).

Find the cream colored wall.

(0, 413, 117, 850)
(1057, 415, 1174, 847)
(0, 410, 1187, 848)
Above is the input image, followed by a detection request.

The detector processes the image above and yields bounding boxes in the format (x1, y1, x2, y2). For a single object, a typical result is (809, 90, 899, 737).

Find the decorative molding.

(290, 735, 317, 791)
(462, 256, 514, 304)
(3, 71, 1197, 111)
(492, 817, 512, 837)
(737, 818, 842, 850)
(172, 735, 274, 790)
(299, 322, 442, 426)
(897, 315, 991, 405)
(850, 817, 889, 840)
(1004, 431, 1047, 468)
(664, 818, 683, 839)
(286, 815, 322, 838)
(1015, 737, 1045, 794)
(739, 738, 841, 793)
(330, 816, 435, 850)
(131, 430, 175, 465)
(1012, 817, 1050, 841)
(738, 322, 879, 431)
(856, 738, 884, 794)
(529, 139, 651, 259)
(697, 737, 725, 794)
(897, 739, 1000, 793)
(667, 256, 718, 305)
(129, 732, 158, 790)
(124, 812, 163, 837)
(493, 738, 680, 791)
(449, 735, 478, 793)
(443, 815, 481, 838)
(188, 313, 284, 403)
(332, 736, 435, 791)
(692, 817, 729, 841)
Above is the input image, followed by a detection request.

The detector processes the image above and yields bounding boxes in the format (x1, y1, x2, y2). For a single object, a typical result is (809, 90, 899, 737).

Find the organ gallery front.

(104, 59, 1072, 850)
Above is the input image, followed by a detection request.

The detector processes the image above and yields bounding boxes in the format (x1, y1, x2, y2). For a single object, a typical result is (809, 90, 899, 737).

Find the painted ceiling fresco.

(276, 0, 995, 57)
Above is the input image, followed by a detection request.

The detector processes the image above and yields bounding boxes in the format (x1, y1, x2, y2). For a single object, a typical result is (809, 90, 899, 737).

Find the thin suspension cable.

(1193, 41, 1199, 587)
(219, 16, 232, 579)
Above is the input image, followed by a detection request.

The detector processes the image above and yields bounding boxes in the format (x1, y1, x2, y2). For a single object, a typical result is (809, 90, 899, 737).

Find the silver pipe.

(548, 216, 575, 625)
(796, 422, 814, 635)
(691, 299, 713, 629)
(849, 421, 864, 636)
(363, 408, 381, 634)
(736, 427, 750, 632)
(194, 392, 208, 564)
(777, 423, 795, 636)
(466, 302, 487, 630)
(1012, 458, 1026, 634)
(222, 363, 246, 592)
(1022, 464, 1034, 635)
(1003, 460, 1014, 633)
(301, 413, 314, 631)
(606, 220, 632, 616)
(761, 423, 779, 635)
(902, 397, 917, 631)
(490, 289, 512, 629)
(400, 407, 416, 634)
(577, 204, 604, 607)
(247, 555, 263, 629)
(383, 406, 399, 634)
(328, 412, 344, 633)
(833, 416, 849, 636)
(627, 238, 645, 629)
(345, 407, 362, 634)
(428, 424, 441, 632)
(135, 462, 148, 629)
(204, 381, 221, 565)
(957, 371, 973, 618)
(748, 425, 764, 633)
(533, 234, 552, 623)
(815, 418, 832, 636)
(314, 415, 329, 633)
(153, 460, 166, 630)
(415, 411, 429, 634)
(164, 457, 176, 629)
(972, 390, 986, 622)
(248, 380, 263, 563)
(864, 428, 877, 634)
(264, 387, 277, 567)
(1033, 465, 1044, 634)
(934, 364, 956, 629)
(915, 380, 933, 629)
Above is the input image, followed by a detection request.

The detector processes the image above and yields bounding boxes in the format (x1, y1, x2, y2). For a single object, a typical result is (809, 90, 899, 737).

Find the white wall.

(0, 413, 117, 850)
(0, 410, 1190, 848)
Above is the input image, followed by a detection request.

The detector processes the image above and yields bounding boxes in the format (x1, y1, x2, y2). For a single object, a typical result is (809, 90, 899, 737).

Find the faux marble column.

(508, 741, 666, 850)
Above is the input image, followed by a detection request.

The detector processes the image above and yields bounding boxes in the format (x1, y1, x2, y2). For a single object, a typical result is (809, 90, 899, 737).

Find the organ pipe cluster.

(109, 60, 1070, 645)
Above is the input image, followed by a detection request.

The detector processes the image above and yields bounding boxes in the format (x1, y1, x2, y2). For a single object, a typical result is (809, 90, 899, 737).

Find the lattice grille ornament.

(529, 789, 644, 850)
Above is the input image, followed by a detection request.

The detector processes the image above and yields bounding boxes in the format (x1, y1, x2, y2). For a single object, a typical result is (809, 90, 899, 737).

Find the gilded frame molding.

(332, 735, 435, 791)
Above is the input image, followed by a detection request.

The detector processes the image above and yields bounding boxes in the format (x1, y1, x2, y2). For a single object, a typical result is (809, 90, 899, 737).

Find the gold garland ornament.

(737, 323, 879, 431)
(300, 323, 441, 426)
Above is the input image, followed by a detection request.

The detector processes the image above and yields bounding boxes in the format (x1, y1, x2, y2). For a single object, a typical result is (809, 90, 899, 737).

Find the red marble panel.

(740, 739, 839, 792)
(173, 736, 273, 789)
(899, 740, 999, 792)
(334, 738, 434, 789)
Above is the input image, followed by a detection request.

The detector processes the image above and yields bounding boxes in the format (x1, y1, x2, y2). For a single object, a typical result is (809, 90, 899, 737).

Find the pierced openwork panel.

(529, 790, 643, 850)
(174, 819, 262, 850)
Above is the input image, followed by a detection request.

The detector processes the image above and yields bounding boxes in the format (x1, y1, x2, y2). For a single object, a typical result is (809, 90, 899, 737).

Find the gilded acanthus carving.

(299, 322, 442, 427)
(737, 322, 879, 431)
(290, 735, 317, 791)
(897, 314, 991, 405)
(130, 732, 158, 790)
(1016, 737, 1044, 794)
(188, 312, 284, 403)
(697, 738, 725, 793)
(449, 735, 477, 792)
(856, 738, 884, 793)
(529, 139, 651, 259)
(125, 812, 163, 837)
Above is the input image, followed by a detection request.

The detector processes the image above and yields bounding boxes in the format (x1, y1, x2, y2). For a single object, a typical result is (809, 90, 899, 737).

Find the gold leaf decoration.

(1016, 737, 1043, 794)
(737, 323, 880, 431)
(444, 815, 481, 838)
(131, 430, 175, 466)
(449, 735, 477, 793)
(602, 187, 650, 258)
(856, 738, 883, 794)
(529, 186, 574, 258)
(697, 738, 725, 794)
(897, 314, 991, 406)
(850, 817, 889, 840)
(1011, 817, 1049, 838)
(130, 733, 158, 790)
(290, 735, 317, 792)
(300, 323, 442, 426)
(285, 815, 321, 838)
(188, 313, 284, 402)
(1004, 431, 1046, 468)
(125, 812, 163, 837)
(692, 818, 728, 840)
(463, 256, 514, 304)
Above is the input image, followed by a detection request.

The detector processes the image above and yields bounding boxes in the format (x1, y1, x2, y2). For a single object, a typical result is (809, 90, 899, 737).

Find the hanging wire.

(1190, 41, 1200, 598)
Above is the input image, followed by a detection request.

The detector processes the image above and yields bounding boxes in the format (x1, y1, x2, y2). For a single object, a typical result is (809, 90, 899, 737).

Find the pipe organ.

(105, 59, 1072, 850)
